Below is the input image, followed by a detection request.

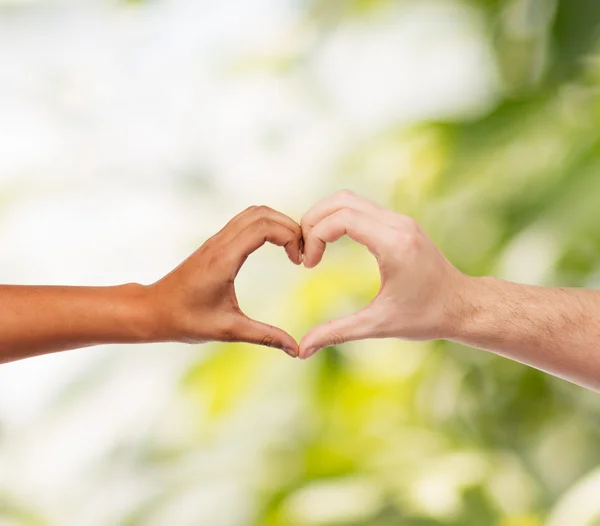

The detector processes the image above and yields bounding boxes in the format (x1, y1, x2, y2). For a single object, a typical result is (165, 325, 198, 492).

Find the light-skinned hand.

(299, 190, 467, 359)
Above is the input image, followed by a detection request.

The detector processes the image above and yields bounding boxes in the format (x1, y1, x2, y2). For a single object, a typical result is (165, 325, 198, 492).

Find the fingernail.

(282, 347, 297, 358)
(303, 347, 318, 359)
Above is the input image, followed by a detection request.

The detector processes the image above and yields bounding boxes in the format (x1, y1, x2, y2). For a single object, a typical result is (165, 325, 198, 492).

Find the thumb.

(299, 305, 378, 359)
(234, 315, 299, 358)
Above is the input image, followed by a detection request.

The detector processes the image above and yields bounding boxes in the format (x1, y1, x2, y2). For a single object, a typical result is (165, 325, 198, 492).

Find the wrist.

(442, 275, 499, 341)
(114, 283, 166, 344)
(141, 281, 204, 344)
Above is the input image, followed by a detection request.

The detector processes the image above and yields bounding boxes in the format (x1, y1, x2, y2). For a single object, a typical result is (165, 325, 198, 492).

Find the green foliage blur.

(234, 0, 600, 524)
(4, 0, 600, 525)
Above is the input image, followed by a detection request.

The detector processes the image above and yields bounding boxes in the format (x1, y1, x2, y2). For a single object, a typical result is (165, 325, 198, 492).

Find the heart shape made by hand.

(153, 191, 463, 362)
(237, 235, 381, 359)
(228, 190, 462, 360)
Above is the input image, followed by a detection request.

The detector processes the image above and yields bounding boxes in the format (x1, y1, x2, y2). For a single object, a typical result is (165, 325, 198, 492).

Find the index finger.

(215, 206, 302, 248)
(302, 190, 399, 232)
(228, 218, 304, 274)
(301, 191, 400, 267)
(303, 208, 394, 268)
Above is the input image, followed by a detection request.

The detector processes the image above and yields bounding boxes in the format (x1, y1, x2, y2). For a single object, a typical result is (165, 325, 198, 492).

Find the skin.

(300, 190, 600, 391)
(5, 193, 600, 392)
(0, 205, 303, 364)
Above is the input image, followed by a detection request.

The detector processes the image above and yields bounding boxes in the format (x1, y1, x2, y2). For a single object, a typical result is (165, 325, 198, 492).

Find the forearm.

(451, 277, 600, 390)
(0, 284, 159, 364)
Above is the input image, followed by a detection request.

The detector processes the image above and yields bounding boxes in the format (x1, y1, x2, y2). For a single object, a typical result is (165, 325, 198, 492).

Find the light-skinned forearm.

(0, 284, 158, 364)
(451, 277, 600, 391)
(297, 191, 600, 389)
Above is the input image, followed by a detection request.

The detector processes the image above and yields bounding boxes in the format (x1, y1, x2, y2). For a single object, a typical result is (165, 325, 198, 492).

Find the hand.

(299, 191, 468, 359)
(149, 206, 303, 357)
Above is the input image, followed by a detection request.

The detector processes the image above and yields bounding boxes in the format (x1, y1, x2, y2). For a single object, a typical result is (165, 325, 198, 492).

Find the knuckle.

(259, 334, 276, 348)
(206, 248, 226, 267)
(255, 205, 272, 215)
(334, 208, 354, 223)
(337, 189, 356, 201)
(396, 230, 420, 251)
(292, 221, 302, 234)
(205, 252, 219, 268)
(253, 217, 272, 230)
(383, 230, 406, 251)
(301, 216, 314, 234)
(327, 332, 345, 347)
(215, 248, 236, 266)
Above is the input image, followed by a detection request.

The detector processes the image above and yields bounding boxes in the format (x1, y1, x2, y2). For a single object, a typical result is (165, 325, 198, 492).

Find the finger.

(301, 190, 401, 266)
(210, 207, 252, 242)
(302, 208, 394, 268)
(229, 218, 303, 273)
(215, 206, 302, 262)
(302, 190, 396, 230)
(235, 315, 299, 357)
(227, 206, 301, 242)
(299, 304, 379, 359)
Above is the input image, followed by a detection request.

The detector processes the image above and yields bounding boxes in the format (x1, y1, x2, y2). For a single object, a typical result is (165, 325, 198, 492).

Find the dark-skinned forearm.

(0, 284, 159, 364)
(0, 206, 304, 364)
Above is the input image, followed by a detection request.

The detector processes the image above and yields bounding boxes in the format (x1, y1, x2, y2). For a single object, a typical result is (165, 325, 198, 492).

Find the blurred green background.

(2, 0, 600, 525)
